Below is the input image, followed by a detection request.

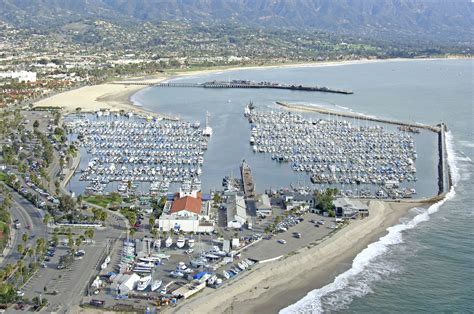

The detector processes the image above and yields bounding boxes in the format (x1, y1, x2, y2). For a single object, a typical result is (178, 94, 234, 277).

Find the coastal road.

(0, 185, 47, 268)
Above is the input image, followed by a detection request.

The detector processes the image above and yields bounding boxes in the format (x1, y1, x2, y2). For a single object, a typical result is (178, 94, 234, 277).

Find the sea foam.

(280, 132, 459, 314)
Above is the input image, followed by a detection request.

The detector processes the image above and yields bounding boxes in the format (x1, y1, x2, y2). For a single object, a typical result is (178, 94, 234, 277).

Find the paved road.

(0, 185, 47, 268)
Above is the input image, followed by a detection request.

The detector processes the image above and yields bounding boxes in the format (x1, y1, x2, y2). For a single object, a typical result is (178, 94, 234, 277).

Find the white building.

(256, 194, 272, 216)
(226, 194, 247, 228)
(117, 273, 140, 295)
(0, 71, 37, 82)
(158, 190, 214, 233)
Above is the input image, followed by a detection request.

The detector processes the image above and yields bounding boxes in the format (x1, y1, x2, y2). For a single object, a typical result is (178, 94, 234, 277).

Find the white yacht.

(187, 238, 195, 248)
(202, 111, 213, 136)
(136, 275, 152, 291)
(151, 279, 162, 292)
(176, 237, 185, 248)
(153, 238, 161, 249)
(165, 236, 172, 248)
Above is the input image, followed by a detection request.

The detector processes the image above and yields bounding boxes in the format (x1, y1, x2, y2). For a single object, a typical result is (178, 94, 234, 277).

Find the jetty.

(276, 102, 441, 133)
(241, 160, 256, 199)
(113, 80, 353, 95)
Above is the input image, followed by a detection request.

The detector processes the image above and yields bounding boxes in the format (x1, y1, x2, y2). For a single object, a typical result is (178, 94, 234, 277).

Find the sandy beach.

(33, 76, 168, 116)
(171, 200, 428, 314)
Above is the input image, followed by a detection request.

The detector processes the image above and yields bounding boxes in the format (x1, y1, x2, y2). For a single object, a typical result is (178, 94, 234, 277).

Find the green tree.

(52, 234, 59, 247)
(149, 216, 155, 228)
(84, 228, 94, 240)
(75, 237, 82, 248)
(43, 213, 50, 228)
(314, 188, 338, 213)
(17, 244, 24, 255)
(0, 282, 17, 304)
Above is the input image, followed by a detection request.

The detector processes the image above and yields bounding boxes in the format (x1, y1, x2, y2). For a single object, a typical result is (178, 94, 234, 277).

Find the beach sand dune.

(171, 200, 425, 314)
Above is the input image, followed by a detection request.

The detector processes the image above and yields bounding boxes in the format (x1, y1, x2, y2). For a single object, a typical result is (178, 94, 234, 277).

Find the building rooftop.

(170, 192, 202, 215)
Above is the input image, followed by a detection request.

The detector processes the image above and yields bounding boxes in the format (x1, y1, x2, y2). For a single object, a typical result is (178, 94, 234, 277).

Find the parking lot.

(243, 212, 338, 261)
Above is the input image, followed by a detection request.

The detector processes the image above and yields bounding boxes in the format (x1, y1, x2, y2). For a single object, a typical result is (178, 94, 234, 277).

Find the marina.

(245, 105, 419, 198)
(65, 113, 208, 195)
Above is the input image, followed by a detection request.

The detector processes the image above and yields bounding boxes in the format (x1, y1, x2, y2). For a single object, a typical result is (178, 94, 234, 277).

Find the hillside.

(0, 0, 472, 45)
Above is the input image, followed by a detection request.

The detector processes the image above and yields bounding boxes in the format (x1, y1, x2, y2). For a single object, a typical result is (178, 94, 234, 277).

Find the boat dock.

(240, 160, 256, 199)
(113, 81, 353, 95)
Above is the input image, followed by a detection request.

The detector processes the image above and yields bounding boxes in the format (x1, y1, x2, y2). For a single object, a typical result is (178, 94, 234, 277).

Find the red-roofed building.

(158, 190, 213, 233)
(170, 192, 203, 216)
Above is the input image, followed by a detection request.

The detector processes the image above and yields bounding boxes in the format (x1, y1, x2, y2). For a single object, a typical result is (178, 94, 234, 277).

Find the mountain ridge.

(1, 0, 472, 45)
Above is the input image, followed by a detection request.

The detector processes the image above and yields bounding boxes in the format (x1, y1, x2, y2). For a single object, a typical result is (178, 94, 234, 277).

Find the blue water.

(134, 59, 473, 313)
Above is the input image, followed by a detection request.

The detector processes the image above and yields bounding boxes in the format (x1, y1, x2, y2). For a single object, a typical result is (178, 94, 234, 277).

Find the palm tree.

(4, 263, 13, 278)
(27, 247, 35, 263)
(129, 228, 136, 239)
(75, 237, 82, 249)
(22, 233, 28, 246)
(84, 228, 94, 241)
(43, 213, 50, 238)
(17, 244, 24, 256)
(149, 216, 156, 229)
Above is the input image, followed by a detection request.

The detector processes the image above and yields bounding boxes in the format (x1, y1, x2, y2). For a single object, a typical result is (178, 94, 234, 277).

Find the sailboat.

(165, 236, 172, 248)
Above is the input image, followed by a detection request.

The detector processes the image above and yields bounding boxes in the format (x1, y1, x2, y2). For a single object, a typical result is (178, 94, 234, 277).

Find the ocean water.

(132, 60, 446, 198)
(133, 59, 473, 313)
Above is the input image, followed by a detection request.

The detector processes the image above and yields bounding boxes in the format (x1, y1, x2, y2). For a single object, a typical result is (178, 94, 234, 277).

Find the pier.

(113, 81, 353, 95)
(241, 160, 256, 199)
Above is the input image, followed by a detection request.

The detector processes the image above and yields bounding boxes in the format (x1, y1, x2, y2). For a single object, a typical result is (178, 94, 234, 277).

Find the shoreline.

(171, 200, 430, 314)
(32, 57, 470, 116)
(30, 56, 459, 313)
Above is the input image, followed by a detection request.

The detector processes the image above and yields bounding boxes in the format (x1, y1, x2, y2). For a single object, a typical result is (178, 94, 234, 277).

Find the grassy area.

(84, 195, 112, 208)
(84, 193, 122, 208)
(0, 171, 7, 182)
